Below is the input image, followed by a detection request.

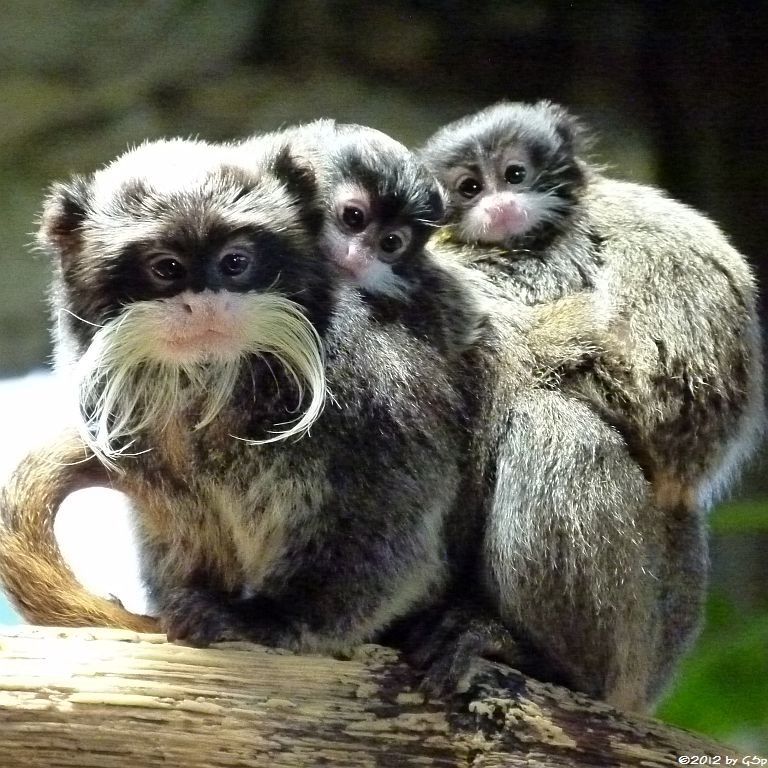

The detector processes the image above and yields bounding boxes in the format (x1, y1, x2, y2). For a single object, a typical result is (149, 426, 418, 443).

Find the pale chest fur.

(123, 426, 331, 598)
(206, 457, 331, 593)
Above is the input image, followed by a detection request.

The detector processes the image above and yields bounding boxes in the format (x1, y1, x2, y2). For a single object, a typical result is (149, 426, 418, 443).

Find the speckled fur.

(262, 113, 667, 706)
(420, 101, 764, 710)
(2, 137, 480, 654)
(116, 285, 468, 652)
(444, 257, 665, 711)
(423, 101, 764, 507)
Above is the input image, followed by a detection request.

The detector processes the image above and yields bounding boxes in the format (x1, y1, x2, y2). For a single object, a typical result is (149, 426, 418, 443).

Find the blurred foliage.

(657, 499, 768, 753)
(0, 0, 483, 372)
(0, 0, 765, 752)
(711, 500, 768, 535)
(658, 595, 768, 753)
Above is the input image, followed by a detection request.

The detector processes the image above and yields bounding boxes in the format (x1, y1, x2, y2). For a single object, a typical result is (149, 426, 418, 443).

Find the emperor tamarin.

(413, 100, 764, 709)
(0, 134, 480, 651)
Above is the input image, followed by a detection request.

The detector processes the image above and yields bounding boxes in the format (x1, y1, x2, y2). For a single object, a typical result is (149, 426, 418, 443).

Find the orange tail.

(0, 430, 158, 632)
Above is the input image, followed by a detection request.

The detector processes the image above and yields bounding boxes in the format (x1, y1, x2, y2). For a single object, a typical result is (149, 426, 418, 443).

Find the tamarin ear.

(556, 114, 588, 154)
(271, 146, 323, 237)
(534, 100, 587, 154)
(38, 176, 91, 265)
(428, 184, 447, 224)
(272, 146, 317, 199)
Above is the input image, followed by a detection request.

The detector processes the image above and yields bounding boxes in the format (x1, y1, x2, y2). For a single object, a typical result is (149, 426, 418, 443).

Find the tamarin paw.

(161, 588, 243, 647)
(418, 616, 525, 698)
(382, 604, 525, 699)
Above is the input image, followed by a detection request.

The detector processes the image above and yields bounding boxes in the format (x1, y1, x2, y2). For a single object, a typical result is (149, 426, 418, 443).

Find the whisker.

(58, 307, 106, 329)
(71, 293, 326, 468)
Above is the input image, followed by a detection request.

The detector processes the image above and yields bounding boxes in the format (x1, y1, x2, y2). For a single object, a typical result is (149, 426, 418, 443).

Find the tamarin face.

(420, 100, 587, 246)
(317, 125, 445, 299)
(39, 138, 330, 463)
(236, 122, 445, 299)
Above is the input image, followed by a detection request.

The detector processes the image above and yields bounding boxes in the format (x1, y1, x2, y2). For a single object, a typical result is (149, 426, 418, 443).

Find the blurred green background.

(0, 0, 765, 752)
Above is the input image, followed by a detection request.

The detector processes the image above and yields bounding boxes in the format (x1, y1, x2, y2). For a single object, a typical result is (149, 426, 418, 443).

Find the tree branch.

(0, 626, 739, 767)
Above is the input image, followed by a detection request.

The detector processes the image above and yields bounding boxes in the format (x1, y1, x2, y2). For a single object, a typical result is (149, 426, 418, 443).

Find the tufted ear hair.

(271, 145, 323, 237)
(272, 145, 318, 204)
(38, 176, 92, 266)
(534, 100, 588, 154)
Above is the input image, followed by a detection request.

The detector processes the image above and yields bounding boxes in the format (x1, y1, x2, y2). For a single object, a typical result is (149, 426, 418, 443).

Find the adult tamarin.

(234, 120, 675, 711)
(0, 134, 482, 652)
(410, 100, 764, 709)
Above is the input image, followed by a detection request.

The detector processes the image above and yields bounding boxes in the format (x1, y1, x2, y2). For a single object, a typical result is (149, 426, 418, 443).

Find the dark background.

(0, 0, 765, 751)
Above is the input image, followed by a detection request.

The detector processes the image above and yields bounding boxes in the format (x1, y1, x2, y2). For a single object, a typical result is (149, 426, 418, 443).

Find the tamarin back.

(417, 100, 764, 710)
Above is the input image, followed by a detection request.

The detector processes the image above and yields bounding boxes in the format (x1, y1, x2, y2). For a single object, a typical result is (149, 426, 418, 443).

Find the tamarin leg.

(484, 389, 669, 712)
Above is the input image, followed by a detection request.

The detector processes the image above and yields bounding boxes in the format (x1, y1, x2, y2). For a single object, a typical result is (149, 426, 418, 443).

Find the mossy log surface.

(0, 626, 739, 767)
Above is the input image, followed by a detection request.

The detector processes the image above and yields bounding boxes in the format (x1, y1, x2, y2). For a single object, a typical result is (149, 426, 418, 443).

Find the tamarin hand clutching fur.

(0, 134, 480, 652)
(410, 100, 764, 709)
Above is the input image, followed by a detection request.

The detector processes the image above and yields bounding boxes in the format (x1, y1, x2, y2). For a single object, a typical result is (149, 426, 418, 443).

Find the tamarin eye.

(457, 176, 483, 199)
(504, 164, 527, 184)
(149, 256, 187, 283)
(342, 205, 367, 232)
(219, 250, 252, 277)
(377, 228, 411, 262)
(380, 233, 404, 254)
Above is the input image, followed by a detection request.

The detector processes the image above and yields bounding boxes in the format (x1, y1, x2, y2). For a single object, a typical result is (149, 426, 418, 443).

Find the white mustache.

(68, 291, 327, 470)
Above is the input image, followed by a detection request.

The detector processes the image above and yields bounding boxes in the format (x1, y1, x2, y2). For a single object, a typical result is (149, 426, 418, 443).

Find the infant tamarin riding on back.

(422, 100, 763, 504)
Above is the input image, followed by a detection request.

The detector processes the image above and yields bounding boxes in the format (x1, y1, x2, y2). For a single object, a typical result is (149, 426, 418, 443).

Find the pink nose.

(335, 242, 369, 275)
(487, 200, 524, 228)
(181, 292, 232, 318)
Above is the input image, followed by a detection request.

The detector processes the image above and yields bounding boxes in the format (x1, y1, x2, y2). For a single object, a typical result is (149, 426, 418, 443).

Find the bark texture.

(0, 626, 740, 767)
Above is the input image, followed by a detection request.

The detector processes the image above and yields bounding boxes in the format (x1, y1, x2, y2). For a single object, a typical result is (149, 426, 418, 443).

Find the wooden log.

(0, 626, 740, 767)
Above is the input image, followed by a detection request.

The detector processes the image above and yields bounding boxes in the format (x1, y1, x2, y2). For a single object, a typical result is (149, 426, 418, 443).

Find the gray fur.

(38, 137, 482, 653)
(421, 100, 764, 709)
(235, 120, 446, 301)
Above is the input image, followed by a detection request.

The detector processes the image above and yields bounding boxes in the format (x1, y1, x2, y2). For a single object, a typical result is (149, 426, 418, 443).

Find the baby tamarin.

(236, 120, 445, 303)
(1, 134, 481, 652)
(412, 100, 764, 708)
(311, 121, 442, 301)
(421, 99, 764, 503)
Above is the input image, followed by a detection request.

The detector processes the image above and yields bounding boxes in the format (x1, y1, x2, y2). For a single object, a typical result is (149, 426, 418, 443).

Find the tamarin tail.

(0, 430, 158, 632)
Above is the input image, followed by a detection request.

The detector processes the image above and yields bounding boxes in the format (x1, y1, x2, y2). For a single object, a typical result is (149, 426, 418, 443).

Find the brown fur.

(0, 431, 158, 632)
